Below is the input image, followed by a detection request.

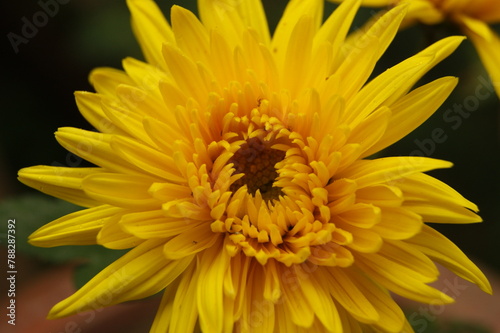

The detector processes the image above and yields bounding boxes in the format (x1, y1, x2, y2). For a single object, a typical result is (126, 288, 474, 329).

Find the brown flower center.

(229, 137, 285, 200)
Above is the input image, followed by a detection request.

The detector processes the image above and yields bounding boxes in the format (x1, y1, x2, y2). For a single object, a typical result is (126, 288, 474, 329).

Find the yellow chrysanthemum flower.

(330, 0, 500, 98)
(19, 0, 492, 332)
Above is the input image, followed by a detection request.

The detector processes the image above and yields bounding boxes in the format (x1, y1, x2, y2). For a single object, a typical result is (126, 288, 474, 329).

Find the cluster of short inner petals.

(171, 92, 381, 269)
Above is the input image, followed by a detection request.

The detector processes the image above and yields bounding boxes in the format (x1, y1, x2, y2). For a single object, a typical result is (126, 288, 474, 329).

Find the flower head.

(333, 0, 500, 97)
(19, 0, 491, 332)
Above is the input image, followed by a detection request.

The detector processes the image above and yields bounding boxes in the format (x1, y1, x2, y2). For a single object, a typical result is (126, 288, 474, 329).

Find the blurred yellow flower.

(19, 0, 491, 332)
(331, 0, 500, 97)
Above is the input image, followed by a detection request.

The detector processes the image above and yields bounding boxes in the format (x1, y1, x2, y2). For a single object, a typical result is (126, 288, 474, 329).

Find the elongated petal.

(75, 92, 127, 135)
(82, 173, 160, 209)
(111, 135, 185, 183)
(344, 36, 464, 127)
(271, 0, 323, 66)
(365, 76, 457, 156)
(48, 239, 193, 318)
(29, 205, 121, 247)
(127, 0, 174, 70)
(406, 225, 492, 294)
(338, 157, 453, 188)
(344, 266, 406, 332)
(197, 0, 270, 47)
(459, 14, 500, 97)
(197, 237, 228, 333)
(321, 266, 380, 323)
(161, 262, 199, 332)
(18, 166, 101, 207)
(97, 212, 144, 249)
(295, 265, 342, 332)
(164, 223, 220, 259)
(355, 251, 455, 304)
(89, 67, 134, 97)
(400, 172, 479, 211)
(55, 127, 143, 175)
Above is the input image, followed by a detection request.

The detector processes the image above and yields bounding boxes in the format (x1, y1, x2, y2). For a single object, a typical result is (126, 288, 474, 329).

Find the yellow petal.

(48, 239, 193, 318)
(295, 265, 342, 332)
(400, 172, 479, 211)
(345, 266, 406, 332)
(197, 0, 270, 47)
(365, 76, 458, 156)
(29, 205, 121, 247)
(171, 5, 210, 63)
(374, 207, 423, 240)
(89, 67, 134, 97)
(99, 94, 158, 147)
(75, 92, 127, 135)
(356, 184, 404, 208)
(164, 224, 220, 259)
(162, 43, 210, 106)
(401, 0, 444, 27)
(281, 15, 315, 97)
(406, 225, 492, 294)
(127, 0, 174, 70)
(121, 57, 167, 98)
(162, 262, 199, 332)
(313, 0, 361, 63)
(321, 266, 380, 323)
(55, 127, 142, 175)
(121, 209, 203, 239)
(338, 156, 453, 188)
(18, 166, 101, 207)
(348, 107, 391, 158)
(196, 237, 228, 333)
(111, 135, 185, 183)
(97, 213, 143, 249)
(280, 267, 315, 327)
(459, 14, 500, 97)
(82, 173, 160, 209)
(355, 251, 455, 304)
(239, 264, 274, 333)
(149, 278, 180, 333)
(344, 36, 464, 127)
(404, 202, 482, 224)
(271, 0, 323, 66)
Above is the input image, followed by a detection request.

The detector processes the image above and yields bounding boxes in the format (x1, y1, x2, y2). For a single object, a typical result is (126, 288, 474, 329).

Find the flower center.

(229, 137, 285, 200)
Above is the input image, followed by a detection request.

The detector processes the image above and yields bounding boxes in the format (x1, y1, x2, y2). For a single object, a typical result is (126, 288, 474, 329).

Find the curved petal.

(459, 14, 500, 97)
(55, 127, 144, 176)
(343, 36, 465, 127)
(75, 92, 127, 136)
(271, 0, 323, 66)
(89, 67, 134, 97)
(196, 237, 228, 333)
(29, 205, 121, 247)
(152, 261, 199, 332)
(365, 76, 458, 156)
(127, 0, 174, 70)
(82, 173, 161, 209)
(197, 0, 270, 47)
(18, 166, 101, 208)
(406, 225, 492, 294)
(48, 239, 194, 318)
